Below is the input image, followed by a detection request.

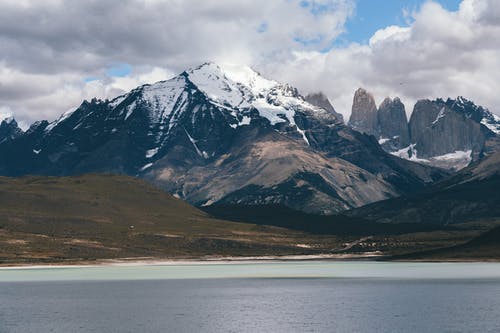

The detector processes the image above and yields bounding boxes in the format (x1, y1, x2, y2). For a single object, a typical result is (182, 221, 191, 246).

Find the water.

(1, 261, 500, 332)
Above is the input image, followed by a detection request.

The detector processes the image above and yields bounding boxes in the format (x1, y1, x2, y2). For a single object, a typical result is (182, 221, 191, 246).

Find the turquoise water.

(2, 261, 500, 282)
(2, 261, 500, 332)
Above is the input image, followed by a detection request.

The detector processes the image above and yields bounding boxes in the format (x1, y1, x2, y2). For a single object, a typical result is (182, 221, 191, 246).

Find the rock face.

(348, 88, 378, 136)
(348, 89, 410, 151)
(0, 63, 446, 214)
(377, 97, 410, 150)
(0, 117, 22, 144)
(347, 89, 500, 171)
(304, 92, 344, 123)
(408, 98, 489, 159)
(397, 97, 500, 170)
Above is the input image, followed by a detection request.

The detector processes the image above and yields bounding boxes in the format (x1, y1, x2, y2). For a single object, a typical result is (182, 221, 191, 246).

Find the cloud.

(274, 0, 500, 120)
(0, 0, 499, 126)
(0, 0, 354, 124)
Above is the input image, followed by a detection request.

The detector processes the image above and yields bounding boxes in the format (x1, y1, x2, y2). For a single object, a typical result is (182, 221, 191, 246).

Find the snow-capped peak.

(41, 62, 333, 146)
(179, 62, 329, 142)
(184, 62, 248, 108)
(445, 96, 500, 135)
(0, 116, 15, 124)
(219, 63, 277, 95)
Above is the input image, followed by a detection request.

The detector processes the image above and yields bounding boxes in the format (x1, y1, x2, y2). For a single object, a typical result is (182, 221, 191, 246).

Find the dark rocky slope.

(347, 150, 500, 225)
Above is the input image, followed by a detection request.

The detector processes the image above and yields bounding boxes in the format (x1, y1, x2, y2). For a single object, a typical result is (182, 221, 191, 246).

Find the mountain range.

(348, 88, 500, 171)
(2, 62, 500, 261)
(0, 63, 445, 214)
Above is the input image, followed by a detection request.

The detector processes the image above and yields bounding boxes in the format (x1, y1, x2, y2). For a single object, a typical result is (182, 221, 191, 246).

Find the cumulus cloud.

(0, 0, 499, 126)
(276, 0, 500, 119)
(0, 0, 354, 124)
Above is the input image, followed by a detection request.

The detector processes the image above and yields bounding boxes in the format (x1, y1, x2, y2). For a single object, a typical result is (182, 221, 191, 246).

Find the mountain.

(347, 89, 500, 171)
(304, 92, 344, 123)
(377, 97, 410, 151)
(0, 174, 344, 264)
(348, 89, 410, 151)
(0, 63, 445, 214)
(0, 117, 22, 144)
(401, 97, 497, 170)
(348, 88, 379, 136)
(347, 150, 500, 225)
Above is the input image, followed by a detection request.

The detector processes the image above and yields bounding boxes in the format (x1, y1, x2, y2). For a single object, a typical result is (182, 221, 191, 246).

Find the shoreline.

(0, 253, 382, 269)
(2, 252, 499, 269)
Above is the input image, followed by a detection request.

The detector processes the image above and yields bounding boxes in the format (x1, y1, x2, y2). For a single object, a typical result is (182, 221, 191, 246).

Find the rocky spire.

(0, 117, 22, 144)
(348, 88, 378, 136)
(305, 92, 344, 123)
(377, 97, 410, 149)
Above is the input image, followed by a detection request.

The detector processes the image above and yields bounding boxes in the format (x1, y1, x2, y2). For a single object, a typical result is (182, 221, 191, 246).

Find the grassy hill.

(0, 174, 346, 264)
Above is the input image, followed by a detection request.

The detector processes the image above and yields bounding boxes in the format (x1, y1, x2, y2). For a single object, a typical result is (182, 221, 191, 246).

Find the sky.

(0, 0, 499, 128)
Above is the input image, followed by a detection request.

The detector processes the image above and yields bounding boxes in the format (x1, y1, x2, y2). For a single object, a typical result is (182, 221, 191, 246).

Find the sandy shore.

(0, 252, 386, 269)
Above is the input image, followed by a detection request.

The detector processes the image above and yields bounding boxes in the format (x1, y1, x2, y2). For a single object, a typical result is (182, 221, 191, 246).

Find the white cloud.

(272, 0, 500, 120)
(369, 25, 410, 46)
(0, 0, 354, 124)
(0, 0, 499, 126)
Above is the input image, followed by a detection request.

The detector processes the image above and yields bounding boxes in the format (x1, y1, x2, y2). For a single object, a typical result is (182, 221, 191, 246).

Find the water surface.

(1, 261, 500, 332)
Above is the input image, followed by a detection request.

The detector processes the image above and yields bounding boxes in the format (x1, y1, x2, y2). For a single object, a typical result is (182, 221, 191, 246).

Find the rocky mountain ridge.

(348, 88, 500, 170)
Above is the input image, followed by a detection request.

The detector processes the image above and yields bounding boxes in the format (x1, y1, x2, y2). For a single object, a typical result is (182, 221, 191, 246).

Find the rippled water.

(1, 261, 500, 332)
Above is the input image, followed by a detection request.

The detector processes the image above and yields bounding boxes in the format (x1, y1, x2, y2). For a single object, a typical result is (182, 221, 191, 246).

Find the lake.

(1, 261, 500, 332)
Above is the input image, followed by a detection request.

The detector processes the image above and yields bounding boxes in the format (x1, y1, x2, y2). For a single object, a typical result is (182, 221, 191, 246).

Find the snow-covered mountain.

(0, 63, 445, 213)
(0, 117, 22, 144)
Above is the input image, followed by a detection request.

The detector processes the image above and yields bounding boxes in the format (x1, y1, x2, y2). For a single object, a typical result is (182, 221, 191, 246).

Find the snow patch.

(184, 128, 207, 159)
(390, 144, 429, 163)
(378, 137, 391, 145)
(109, 94, 127, 108)
(481, 113, 500, 134)
(124, 101, 137, 120)
(45, 108, 76, 132)
(432, 150, 472, 161)
(239, 115, 251, 126)
(392, 145, 473, 170)
(140, 163, 153, 171)
(146, 148, 159, 158)
(432, 107, 446, 125)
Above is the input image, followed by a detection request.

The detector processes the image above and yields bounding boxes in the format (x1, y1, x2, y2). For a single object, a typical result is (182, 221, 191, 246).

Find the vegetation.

(0, 174, 347, 264)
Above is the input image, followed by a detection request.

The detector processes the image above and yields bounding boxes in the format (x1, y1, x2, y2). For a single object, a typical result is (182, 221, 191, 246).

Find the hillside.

(346, 151, 500, 226)
(391, 225, 500, 261)
(0, 174, 347, 264)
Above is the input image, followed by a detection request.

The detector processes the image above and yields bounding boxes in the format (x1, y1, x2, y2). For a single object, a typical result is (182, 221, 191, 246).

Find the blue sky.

(340, 0, 462, 45)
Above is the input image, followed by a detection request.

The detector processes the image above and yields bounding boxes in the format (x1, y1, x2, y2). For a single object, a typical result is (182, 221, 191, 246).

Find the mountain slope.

(0, 63, 446, 214)
(0, 174, 342, 264)
(347, 150, 500, 225)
